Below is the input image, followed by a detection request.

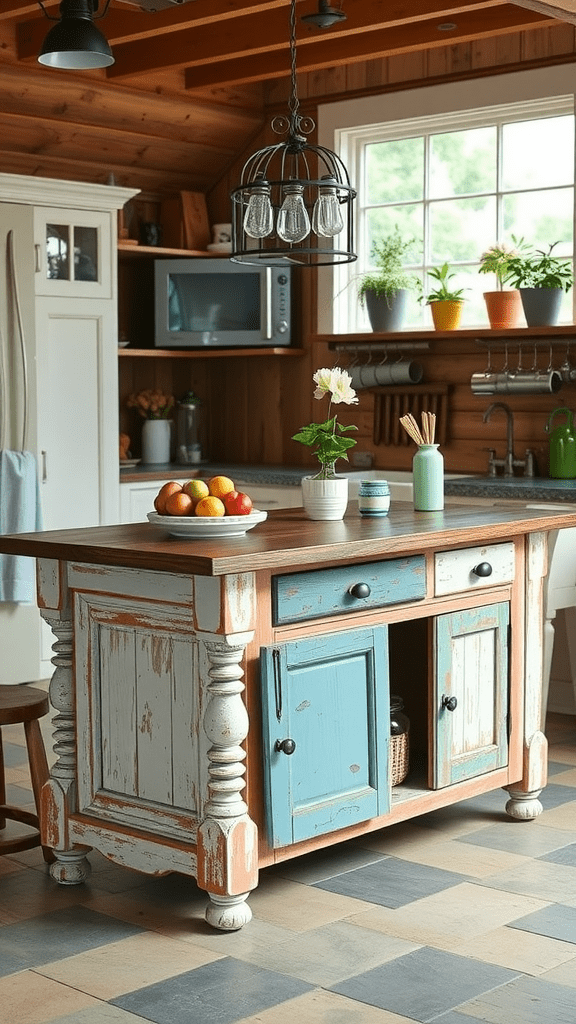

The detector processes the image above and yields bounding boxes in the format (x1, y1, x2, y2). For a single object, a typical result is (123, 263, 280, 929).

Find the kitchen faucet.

(483, 401, 536, 477)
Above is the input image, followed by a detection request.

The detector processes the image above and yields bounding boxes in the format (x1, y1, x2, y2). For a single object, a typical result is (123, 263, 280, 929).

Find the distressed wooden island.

(1, 502, 575, 931)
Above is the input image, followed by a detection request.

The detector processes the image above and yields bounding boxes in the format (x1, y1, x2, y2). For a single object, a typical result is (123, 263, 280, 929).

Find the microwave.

(154, 258, 292, 348)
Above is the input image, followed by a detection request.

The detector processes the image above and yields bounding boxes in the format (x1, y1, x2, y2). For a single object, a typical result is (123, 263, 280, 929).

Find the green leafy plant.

(506, 242, 574, 291)
(420, 263, 466, 304)
(292, 368, 358, 479)
(358, 228, 419, 307)
(478, 238, 528, 289)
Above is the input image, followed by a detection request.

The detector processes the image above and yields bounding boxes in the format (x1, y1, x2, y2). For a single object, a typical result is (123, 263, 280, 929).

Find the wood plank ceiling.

(0, 0, 574, 196)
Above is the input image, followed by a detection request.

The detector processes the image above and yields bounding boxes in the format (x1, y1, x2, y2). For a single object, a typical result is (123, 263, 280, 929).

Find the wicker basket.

(390, 730, 409, 786)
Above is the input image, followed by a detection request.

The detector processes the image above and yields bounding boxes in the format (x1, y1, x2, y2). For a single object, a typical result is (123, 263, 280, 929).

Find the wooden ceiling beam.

(17, 0, 510, 75)
(183, 5, 554, 88)
(15, 0, 294, 53)
(511, 0, 576, 22)
(107, 0, 511, 78)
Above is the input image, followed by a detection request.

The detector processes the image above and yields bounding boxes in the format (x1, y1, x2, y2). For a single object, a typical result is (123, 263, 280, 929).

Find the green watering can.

(545, 407, 576, 478)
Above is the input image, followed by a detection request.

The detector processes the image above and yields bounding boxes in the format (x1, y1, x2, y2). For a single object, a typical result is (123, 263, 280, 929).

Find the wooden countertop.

(2, 503, 576, 577)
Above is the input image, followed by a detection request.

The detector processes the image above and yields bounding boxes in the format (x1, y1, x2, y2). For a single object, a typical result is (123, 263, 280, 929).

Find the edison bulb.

(312, 176, 344, 237)
(243, 178, 274, 239)
(277, 183, 310, 244)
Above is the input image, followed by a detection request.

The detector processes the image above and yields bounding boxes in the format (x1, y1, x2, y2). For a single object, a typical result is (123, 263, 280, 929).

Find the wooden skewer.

(400, 411, 437, 447)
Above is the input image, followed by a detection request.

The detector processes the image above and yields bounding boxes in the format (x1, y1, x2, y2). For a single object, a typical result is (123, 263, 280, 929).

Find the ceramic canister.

(358, 479, 391, 516)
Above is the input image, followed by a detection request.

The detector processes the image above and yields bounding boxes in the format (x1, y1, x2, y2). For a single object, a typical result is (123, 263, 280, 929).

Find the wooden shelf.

(117, 242, 217, 258)
(118, 347, 304, 359)
(313, 325, 576, 344)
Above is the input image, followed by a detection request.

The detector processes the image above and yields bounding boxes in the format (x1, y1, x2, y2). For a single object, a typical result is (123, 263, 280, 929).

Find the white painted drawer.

(434, 542, 515, 596)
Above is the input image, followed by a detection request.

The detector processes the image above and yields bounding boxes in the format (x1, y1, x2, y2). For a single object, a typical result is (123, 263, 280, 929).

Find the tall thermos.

(176, 391, 202, 464)
(545, 407, 576, 478)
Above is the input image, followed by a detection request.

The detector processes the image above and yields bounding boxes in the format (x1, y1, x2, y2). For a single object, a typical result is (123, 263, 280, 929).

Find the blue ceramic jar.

(358, 479, 391, 516)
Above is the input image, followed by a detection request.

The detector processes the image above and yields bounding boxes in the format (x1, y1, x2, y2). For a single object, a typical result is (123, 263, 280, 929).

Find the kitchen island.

(1, 501, 575, 931)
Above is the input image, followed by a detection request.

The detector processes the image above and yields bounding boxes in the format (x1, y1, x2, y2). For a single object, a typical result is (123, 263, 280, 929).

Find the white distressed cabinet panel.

(435, 542, 515, 596)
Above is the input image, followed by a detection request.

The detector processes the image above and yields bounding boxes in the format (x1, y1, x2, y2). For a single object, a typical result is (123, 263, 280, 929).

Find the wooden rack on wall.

(370, 384, 450, 447)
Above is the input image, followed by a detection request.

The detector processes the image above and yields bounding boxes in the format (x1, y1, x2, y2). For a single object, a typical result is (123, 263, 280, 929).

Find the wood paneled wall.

(4, 19, 576, 473)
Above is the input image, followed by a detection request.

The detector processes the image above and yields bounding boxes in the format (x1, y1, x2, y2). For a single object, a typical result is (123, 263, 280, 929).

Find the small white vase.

(142, 418, 171, 465)
(301, 474, 349, 521)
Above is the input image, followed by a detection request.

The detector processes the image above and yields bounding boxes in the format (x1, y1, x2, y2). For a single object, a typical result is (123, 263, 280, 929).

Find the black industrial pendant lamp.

(301, 0, 346, 30)
(230, 0, 356, 267)
(38, 0, 114, 70)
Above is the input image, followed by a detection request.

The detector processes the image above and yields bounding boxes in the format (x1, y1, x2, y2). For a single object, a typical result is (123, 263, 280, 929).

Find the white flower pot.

(142, 418, 171, 465)
(301, 475, 349, 521)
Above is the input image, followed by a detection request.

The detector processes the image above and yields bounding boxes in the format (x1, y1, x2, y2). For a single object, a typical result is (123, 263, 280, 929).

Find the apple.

(223, 490, 253, 516)
(182, 478, 209, 507)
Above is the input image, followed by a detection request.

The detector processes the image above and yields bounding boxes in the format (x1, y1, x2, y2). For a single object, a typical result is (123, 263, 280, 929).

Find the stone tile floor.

(1, 696, 575, 1024)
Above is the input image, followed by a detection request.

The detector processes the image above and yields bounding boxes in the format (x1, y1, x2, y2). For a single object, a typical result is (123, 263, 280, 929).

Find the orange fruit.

(182, 479, 210, 506)
(195, 496, 226, 517)
(154, 481, 182, 514)
(164, 491, 194, 516)
(207, 475, 235, 499)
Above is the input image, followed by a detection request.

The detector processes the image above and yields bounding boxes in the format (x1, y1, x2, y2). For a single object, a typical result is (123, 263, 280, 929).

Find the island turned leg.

(505, 531, 548, 821)
(41, 608, 92, 884)
(196, 639, 258, 931)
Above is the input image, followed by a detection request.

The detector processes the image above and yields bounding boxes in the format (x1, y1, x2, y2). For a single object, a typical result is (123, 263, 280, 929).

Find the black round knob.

(441, 695, 458, 712)
(275, 738, 296, 755)
(472, 562, 492, 577)
(349, 582, 371, 599)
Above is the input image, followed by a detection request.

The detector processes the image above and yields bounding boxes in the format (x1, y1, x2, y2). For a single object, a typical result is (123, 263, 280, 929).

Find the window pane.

(366, 137, 424, 204)
(430, 127, 496, 198)
(502, 116, 574, 191)
(429, 196, 496, 263)
(366, 205, 423, 265)
(73, 227, 98, 282)
(46, 224, 70, 280)
(502, 187, 573, 252)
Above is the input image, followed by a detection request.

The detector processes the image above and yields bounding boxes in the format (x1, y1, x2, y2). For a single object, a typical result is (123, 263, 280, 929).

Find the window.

(334, 97, 574, 331)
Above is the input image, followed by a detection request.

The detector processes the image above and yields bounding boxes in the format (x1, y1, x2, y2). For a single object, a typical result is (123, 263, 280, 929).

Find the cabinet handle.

(275, 738, 296, 755)
(441, 694, 457, 712)
(41, 450, 47, 481)
(34, 244, 41, 274)
(273, 647, 282, 722)
(472, 562, 492, 577)
(349, 582, 371, 599)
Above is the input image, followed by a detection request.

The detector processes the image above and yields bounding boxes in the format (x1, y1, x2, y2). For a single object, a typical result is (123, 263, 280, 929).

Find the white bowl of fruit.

(147, 475, 267, 538)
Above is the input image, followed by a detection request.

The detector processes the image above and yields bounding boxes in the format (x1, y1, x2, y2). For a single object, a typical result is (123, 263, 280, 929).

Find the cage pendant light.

(231, 0, 356, 267)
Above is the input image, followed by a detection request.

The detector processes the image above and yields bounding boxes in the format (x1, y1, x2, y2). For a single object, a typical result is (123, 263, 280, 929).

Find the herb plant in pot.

(292, 368, 358, 521)
(478, 240, 524, 329)
(421, 262, 466, 331)
(506, 242, 573, 327)
(359, 229, 418, 332)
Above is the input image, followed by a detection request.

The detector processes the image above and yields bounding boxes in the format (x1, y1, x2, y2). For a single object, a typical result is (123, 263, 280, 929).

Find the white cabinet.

(34, 208, 112, 299)
(0, 173, 139, 681)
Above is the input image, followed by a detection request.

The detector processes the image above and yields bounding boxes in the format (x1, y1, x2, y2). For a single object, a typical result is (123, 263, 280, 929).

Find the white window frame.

(317, 65, 576, 334)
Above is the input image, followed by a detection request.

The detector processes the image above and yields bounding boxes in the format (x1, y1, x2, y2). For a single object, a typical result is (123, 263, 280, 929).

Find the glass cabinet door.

(35, 208, 112, 298)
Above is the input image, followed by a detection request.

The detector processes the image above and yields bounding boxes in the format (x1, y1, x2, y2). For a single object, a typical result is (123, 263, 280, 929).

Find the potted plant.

(478, 239, 525, 329)
(292, 367, 358, 520)
(506, 242, 573, 326)
(421, 262, 466, 330)
(358, 228, 418, 332)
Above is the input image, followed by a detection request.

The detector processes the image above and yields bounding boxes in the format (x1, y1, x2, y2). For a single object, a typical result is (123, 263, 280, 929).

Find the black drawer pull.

(472, 562, 492, 577)
(349, 582, 371, 599)
(275, 738, 296, 755)
(441, 695, 458, 712)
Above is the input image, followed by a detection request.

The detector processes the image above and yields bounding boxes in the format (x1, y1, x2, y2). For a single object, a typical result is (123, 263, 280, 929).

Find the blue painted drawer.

(272, 556, 426, 625)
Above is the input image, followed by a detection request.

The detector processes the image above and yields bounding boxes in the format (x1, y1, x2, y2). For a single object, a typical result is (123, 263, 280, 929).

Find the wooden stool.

(0, 684, 53, 862)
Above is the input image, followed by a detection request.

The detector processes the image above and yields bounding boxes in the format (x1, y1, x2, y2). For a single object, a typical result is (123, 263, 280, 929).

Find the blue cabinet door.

(434, 602, 509, 788)
(261, 626, 390, 848)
